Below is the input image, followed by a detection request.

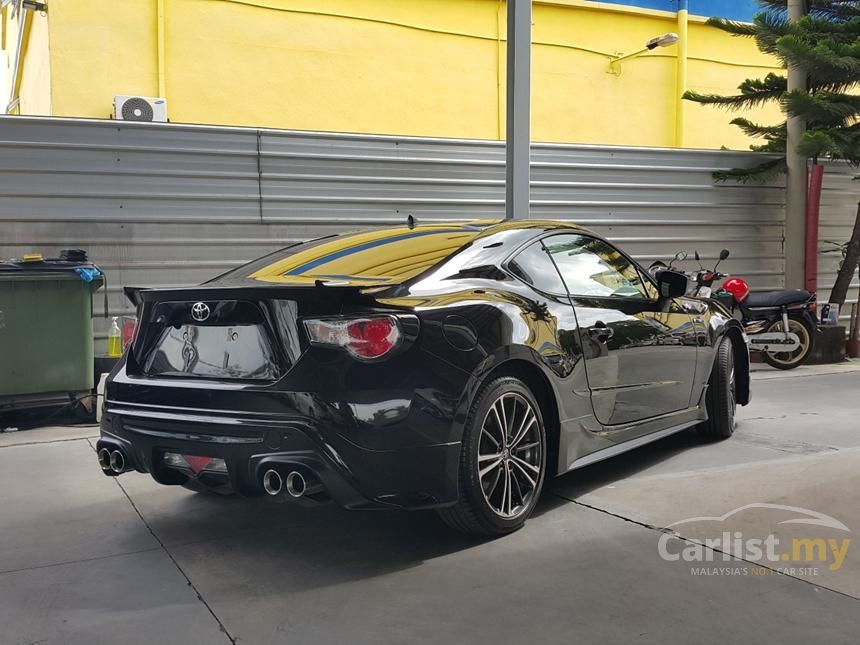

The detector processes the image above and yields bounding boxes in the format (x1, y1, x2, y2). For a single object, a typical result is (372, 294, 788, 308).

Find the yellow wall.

(167, 0, 502, 138)
(2, 6, 51, 115)
(19, 11, 51, 115)
(533, 2, 683, 146)
(48, 0, 158, 119)
(683, 19, 783, 149)
(11, 0, 784, 150)
(1, 11, 9, 102)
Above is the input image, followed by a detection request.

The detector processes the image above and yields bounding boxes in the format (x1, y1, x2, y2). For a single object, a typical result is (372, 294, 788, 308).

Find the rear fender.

(794, 308, 820, 335)
(703, 305, 750, 406)
(453, 345, 538, 416)
(724, 323, 751, 406)
(449, 344, 585, 446)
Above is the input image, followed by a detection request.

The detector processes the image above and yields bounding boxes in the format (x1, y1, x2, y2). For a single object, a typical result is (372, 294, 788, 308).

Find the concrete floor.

(1, 363, 859, 645)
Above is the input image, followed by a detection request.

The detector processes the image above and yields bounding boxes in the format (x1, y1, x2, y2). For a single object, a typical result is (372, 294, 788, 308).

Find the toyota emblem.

(191, 302, 210, 322)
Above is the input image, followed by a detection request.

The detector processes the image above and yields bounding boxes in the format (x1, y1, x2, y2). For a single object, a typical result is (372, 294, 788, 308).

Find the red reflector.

(121, 317, 138, 351)
(347, 317, 397, 359)
(183, 455, 212, 474)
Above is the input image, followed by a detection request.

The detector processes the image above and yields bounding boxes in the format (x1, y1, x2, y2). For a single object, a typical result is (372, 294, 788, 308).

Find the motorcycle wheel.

(761, 316, 813, 370)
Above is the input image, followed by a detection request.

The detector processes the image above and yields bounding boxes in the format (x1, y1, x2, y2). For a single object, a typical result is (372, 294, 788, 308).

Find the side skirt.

(562, 416, 701, 474)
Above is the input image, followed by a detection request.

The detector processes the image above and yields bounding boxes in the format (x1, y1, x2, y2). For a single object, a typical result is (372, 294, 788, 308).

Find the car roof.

(210, 219, 593, 287)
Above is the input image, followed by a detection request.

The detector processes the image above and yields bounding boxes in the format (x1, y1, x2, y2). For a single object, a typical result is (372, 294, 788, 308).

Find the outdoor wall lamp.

(607, 32, 679, 76)
(1, 0, 47, 12)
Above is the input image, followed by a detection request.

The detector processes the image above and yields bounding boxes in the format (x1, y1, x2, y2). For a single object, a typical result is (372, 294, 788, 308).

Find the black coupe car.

(98, 220, 750, 535)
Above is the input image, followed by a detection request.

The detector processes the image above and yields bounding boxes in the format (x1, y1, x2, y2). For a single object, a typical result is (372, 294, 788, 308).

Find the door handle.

(588, 321, 614, 342)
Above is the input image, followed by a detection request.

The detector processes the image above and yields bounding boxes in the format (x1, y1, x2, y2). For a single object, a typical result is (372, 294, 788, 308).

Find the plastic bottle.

(108, 316, 122, 357)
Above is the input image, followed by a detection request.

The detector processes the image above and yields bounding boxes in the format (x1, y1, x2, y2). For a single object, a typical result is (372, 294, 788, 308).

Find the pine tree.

(684, 0, 860, 307)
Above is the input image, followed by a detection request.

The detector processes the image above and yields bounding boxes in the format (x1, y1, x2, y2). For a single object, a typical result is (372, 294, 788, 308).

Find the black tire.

(437, 376, 547, 536)
(761, 315, 814, 370)
(698, 336, 736, 440)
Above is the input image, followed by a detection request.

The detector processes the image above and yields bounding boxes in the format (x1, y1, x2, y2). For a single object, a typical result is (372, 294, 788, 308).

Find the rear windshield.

(212, 225, 487, 286)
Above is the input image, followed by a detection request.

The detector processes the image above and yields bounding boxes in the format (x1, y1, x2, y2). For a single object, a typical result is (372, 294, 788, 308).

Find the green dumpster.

(0, 260, 103, 411)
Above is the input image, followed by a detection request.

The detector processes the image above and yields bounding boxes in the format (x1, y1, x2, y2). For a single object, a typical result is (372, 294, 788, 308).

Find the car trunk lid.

(124, 284, 377, 382)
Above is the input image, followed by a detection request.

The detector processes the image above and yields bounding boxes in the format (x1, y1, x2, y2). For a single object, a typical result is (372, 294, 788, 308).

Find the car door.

(505, 239, 585, 383)
(542, 233, 699, 428)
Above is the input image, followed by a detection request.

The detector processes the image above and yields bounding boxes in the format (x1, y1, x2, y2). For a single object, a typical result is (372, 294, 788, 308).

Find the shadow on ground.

(548, 430, 702, 499)
(114, 429, 701, 595)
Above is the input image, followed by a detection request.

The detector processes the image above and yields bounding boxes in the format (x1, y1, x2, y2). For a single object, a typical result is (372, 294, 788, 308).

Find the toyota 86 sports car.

(98, 220, 750, 535)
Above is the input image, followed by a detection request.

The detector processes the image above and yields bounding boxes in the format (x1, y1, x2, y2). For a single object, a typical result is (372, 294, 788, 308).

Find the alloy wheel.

(476, 392, 543, 519)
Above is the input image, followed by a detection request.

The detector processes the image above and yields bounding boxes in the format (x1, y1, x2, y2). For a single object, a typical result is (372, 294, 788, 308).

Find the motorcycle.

(651, 249, 818, 370)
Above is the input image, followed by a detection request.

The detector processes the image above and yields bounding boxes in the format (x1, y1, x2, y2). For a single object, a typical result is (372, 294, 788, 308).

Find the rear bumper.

(98, 403, 461, 510)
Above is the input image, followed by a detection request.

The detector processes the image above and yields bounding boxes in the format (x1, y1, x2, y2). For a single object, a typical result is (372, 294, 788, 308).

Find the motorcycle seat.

(744, 289, 811, 308)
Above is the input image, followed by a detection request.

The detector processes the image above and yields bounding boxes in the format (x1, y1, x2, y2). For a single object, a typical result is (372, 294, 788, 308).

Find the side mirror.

(657, 270, 688, 299)
(719, 249, 730, 261)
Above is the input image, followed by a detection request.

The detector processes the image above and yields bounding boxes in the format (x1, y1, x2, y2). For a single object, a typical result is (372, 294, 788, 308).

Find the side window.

(507, 241, 566, 294)
(542, 234, 654, 300)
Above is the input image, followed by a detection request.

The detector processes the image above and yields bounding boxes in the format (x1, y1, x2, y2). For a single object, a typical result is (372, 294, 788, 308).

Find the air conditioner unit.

(113, 96, 168, 122)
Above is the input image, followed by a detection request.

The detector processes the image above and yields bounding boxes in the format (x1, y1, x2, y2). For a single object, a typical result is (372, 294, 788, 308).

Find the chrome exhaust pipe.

(259, 465, 324, 501)
(262, 469, 283, 496)
(109, 450, 126, 474)
(285, 471, 307, 498)
(98, 448, 112, 472)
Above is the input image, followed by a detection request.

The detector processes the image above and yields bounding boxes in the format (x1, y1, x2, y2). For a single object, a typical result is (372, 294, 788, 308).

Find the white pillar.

(505, 0, 531, 219)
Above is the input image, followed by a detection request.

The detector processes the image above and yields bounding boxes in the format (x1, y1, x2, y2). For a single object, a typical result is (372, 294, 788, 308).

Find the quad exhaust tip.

(285, 471, 307, 498)
(262, 469, 308, 498)
(109, 450, 126, 474)
(262, 469, 284, 496)
(97, 448, 112, 472)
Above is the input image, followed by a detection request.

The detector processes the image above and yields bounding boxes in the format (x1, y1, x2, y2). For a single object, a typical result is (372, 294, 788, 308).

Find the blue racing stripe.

(313, 274, 392, 282)
(285, 229, 470, 276)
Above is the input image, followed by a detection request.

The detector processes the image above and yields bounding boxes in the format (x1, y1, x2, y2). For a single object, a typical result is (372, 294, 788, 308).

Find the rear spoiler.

(124, 286, 143, 307)
(122, 281, 391, 306)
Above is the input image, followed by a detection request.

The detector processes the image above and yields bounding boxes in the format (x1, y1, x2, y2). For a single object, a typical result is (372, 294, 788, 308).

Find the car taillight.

(304, 316, 401, 360)
(121, 316, 138, 352)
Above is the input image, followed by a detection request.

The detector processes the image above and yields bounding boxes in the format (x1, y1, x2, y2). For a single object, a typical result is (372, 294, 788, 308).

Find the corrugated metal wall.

(819, 162, 859, 324)
(0, 116, 789, 340)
